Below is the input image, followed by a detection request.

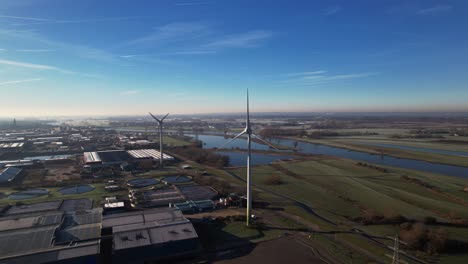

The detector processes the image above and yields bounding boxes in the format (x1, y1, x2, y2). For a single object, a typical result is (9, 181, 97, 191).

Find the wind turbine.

(218, 90, 278, 226)
(149, 112, 169, 168)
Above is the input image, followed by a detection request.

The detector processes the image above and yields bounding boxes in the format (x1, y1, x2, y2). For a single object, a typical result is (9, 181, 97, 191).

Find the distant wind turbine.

(149, 112, 169, 168)
(218, 90, 278, 226)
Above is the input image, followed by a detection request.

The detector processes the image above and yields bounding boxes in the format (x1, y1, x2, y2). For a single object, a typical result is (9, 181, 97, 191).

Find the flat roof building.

(0, 200, 199, 264)
(102, 208, 200, 264)
(83, 149, 174, 168)
(0, 208, 102, 264)
(127, 149, 174, 161)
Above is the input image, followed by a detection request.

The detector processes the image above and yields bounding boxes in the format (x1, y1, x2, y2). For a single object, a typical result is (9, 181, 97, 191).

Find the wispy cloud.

(287, 71, 327, 77)
(174, 2, 210, 6)
(0, 29, 117, 63)
(170, 50, 215, 55)
(0, 59, 73, 73)
(120, 55, 137, 58)
(126, 22, 211, 47)
(205, 30, 272, 48)
(417, 5, 452, 15)
(0, 15, 146, 26)
(0, 78, 41, 86)
(284, 71, 377, 84)
(0, 15, 51, 21)
(325, 73, 376, 80)
(323, 6, 342, 16)
(16, 49, 55, 52)
(0, 48, 6, 52)
(120, 90, 140, 96)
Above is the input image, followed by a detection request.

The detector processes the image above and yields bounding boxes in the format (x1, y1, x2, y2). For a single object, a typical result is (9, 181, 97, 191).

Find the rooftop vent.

(136, 232, 146, 240)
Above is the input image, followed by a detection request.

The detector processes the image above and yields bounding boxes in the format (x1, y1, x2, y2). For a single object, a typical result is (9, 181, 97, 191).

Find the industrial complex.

(0, 199, 200, 264)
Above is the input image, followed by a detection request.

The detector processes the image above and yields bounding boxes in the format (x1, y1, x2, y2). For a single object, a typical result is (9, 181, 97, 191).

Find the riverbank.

(283, 136, 468, 168)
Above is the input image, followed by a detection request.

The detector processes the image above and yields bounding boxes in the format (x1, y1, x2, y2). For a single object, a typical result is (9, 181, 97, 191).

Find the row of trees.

(172, 146, 229, 168)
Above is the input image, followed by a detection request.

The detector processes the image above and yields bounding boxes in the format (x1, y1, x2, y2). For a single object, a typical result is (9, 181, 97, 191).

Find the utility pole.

(392, 235, 399, 264)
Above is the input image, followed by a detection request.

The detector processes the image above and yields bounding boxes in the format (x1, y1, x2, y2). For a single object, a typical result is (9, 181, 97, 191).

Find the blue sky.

(0, 0, 467, 117)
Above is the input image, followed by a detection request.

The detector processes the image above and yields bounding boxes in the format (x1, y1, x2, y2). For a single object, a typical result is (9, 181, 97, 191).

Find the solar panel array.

(55, 224, 101, 244)
(177, 185, 218, 201)
(0, 227, 55, 257)
(62, 209, 102, 228)
(127, 149, 174, 161)
(5, 201, 62, 216)
(130, 186, 185, 208)
(59, 198, 93, 212)
(36, 213, 63, 226)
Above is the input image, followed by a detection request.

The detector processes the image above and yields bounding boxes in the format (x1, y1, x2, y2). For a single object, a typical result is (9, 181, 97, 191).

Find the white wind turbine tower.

(149, 112, 169, 168)
(218, 90, 278, 226)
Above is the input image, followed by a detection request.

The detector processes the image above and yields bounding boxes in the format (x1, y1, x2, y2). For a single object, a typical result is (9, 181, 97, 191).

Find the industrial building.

(129, 184, 218, 209)
(0, 200, 201, 264)
(0, 207, 101, 264)
(83, 149, 174, 170)
(2, 198, 93, 216)
(102, 208, 201, 264)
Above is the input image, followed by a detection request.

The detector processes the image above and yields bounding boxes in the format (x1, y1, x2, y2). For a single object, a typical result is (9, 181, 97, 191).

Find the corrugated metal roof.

(110, 208, 198, 251)
(114, 229, 151, 250)
(102, 213, 145, 229)
(5, 201, 62, 216)
(55, 223, 101, 243)
(127, 149, 174, 160)
(0, 226, 56, 257)
(0, 212, 63, 231)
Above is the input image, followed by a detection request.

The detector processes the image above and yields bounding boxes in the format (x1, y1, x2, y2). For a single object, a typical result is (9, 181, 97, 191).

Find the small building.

(103, 197, 125, 215)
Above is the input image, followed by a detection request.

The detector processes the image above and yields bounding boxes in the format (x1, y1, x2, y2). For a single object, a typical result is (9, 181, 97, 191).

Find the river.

(189, 134, 468, 178)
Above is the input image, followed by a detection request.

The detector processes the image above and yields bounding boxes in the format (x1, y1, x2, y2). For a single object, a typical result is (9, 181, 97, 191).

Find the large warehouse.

(83, 149, 174, 169)
(0, 207, 101, 264)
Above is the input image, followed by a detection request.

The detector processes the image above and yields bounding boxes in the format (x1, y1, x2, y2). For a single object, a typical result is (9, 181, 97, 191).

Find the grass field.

(228, 157, 468, 262)
(163, 135, 192, 147)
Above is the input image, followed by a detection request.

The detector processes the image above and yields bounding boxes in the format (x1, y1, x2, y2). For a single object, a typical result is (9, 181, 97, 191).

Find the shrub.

(263, 175, 283, 185)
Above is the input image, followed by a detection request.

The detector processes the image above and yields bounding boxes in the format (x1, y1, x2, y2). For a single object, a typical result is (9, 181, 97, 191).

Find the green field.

(228, 157, 468, 262)
(163, 135, 193, 147)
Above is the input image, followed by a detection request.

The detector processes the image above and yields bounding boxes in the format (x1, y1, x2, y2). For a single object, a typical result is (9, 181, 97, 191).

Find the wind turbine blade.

(161, 113, 169, 121)
(148, 112, 161, 123)
(252, 133, 279, 150)
(217, 131, 246, 149)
